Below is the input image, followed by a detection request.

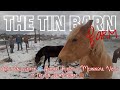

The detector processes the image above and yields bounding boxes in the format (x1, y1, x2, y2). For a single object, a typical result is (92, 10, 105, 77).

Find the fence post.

(4, 33, 12, 62)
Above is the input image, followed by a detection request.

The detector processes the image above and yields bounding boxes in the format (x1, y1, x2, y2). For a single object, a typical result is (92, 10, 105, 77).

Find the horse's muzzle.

(60, 60, 69, 67)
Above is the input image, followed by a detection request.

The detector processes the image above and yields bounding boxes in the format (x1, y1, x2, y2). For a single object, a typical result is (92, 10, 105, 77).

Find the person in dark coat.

(16, 34, 23, 51)
(9, 35, 15, 53)
(23, 34, 29, 51)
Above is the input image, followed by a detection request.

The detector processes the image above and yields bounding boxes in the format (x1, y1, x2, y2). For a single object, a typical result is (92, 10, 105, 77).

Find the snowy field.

(0, 39, 120, 79)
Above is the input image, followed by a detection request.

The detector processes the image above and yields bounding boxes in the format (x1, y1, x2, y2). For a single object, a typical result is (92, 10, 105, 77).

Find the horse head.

(58, 20, 93, 64)
(35, 49, 44, 66)
(112, 48, 120, 63)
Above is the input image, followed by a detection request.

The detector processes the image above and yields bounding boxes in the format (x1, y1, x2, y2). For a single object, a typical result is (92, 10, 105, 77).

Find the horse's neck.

(88, 52, 107, 67)
(87, 36, 110, 67)
(38, 50, 44, 57)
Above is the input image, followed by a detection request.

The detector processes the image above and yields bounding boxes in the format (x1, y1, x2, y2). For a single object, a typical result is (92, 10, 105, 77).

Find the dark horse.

(112, 48, 120, 63)
(35, 45, 63, 69)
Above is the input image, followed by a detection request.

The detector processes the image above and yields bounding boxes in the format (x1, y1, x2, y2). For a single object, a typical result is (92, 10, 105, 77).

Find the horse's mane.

(92, 31, 107, 56)
(89, 31, 107, 60)
(67, 24, 83, 40)
(36, 47, 44, 57)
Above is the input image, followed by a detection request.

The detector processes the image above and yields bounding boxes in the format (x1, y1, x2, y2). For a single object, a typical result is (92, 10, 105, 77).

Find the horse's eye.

(72, 38, 77, 42)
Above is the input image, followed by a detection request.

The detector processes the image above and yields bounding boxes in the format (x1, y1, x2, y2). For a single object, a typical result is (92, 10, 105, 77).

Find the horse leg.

(43, 56, 47, 69)
(48, 57, 50, 68)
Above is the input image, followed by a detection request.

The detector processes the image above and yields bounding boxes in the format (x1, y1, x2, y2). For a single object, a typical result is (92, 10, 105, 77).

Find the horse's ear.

(80, 20, 93, 34)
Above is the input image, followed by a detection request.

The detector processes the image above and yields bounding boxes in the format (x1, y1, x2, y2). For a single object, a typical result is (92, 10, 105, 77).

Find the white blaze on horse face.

(69, 15, 81, 31)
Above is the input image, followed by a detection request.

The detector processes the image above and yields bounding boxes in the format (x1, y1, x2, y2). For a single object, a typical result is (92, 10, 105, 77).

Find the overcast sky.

(0, 11, 120, 35)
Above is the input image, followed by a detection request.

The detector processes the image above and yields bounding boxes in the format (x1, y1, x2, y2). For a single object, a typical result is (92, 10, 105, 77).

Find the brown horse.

(35, 45, 63, 69)
(112, 48, 120, 63)
(58, 20, 113, 79)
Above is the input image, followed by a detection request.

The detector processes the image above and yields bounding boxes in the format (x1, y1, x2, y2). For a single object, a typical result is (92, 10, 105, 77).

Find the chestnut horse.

(58, 20, 113, 79)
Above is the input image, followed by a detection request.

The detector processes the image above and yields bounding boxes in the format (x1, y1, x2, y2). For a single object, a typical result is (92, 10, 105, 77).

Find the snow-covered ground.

(0, 39, 120, 79)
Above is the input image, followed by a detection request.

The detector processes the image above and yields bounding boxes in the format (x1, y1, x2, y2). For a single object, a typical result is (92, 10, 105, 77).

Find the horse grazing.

(35, 45, 63, 69)
(58, 20, 113, 79)
(112, 48, 120, 63)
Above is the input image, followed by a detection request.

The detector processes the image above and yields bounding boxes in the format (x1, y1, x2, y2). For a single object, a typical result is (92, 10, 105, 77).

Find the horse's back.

(39, 45, 64, 57)
(44, 45, 63, 52)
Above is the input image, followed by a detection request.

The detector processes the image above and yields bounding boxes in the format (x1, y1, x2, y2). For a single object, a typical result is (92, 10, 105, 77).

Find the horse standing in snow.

(112, 48, 120, 63)
(58, 20, 113, 79)
(35, 45, 63, 69)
